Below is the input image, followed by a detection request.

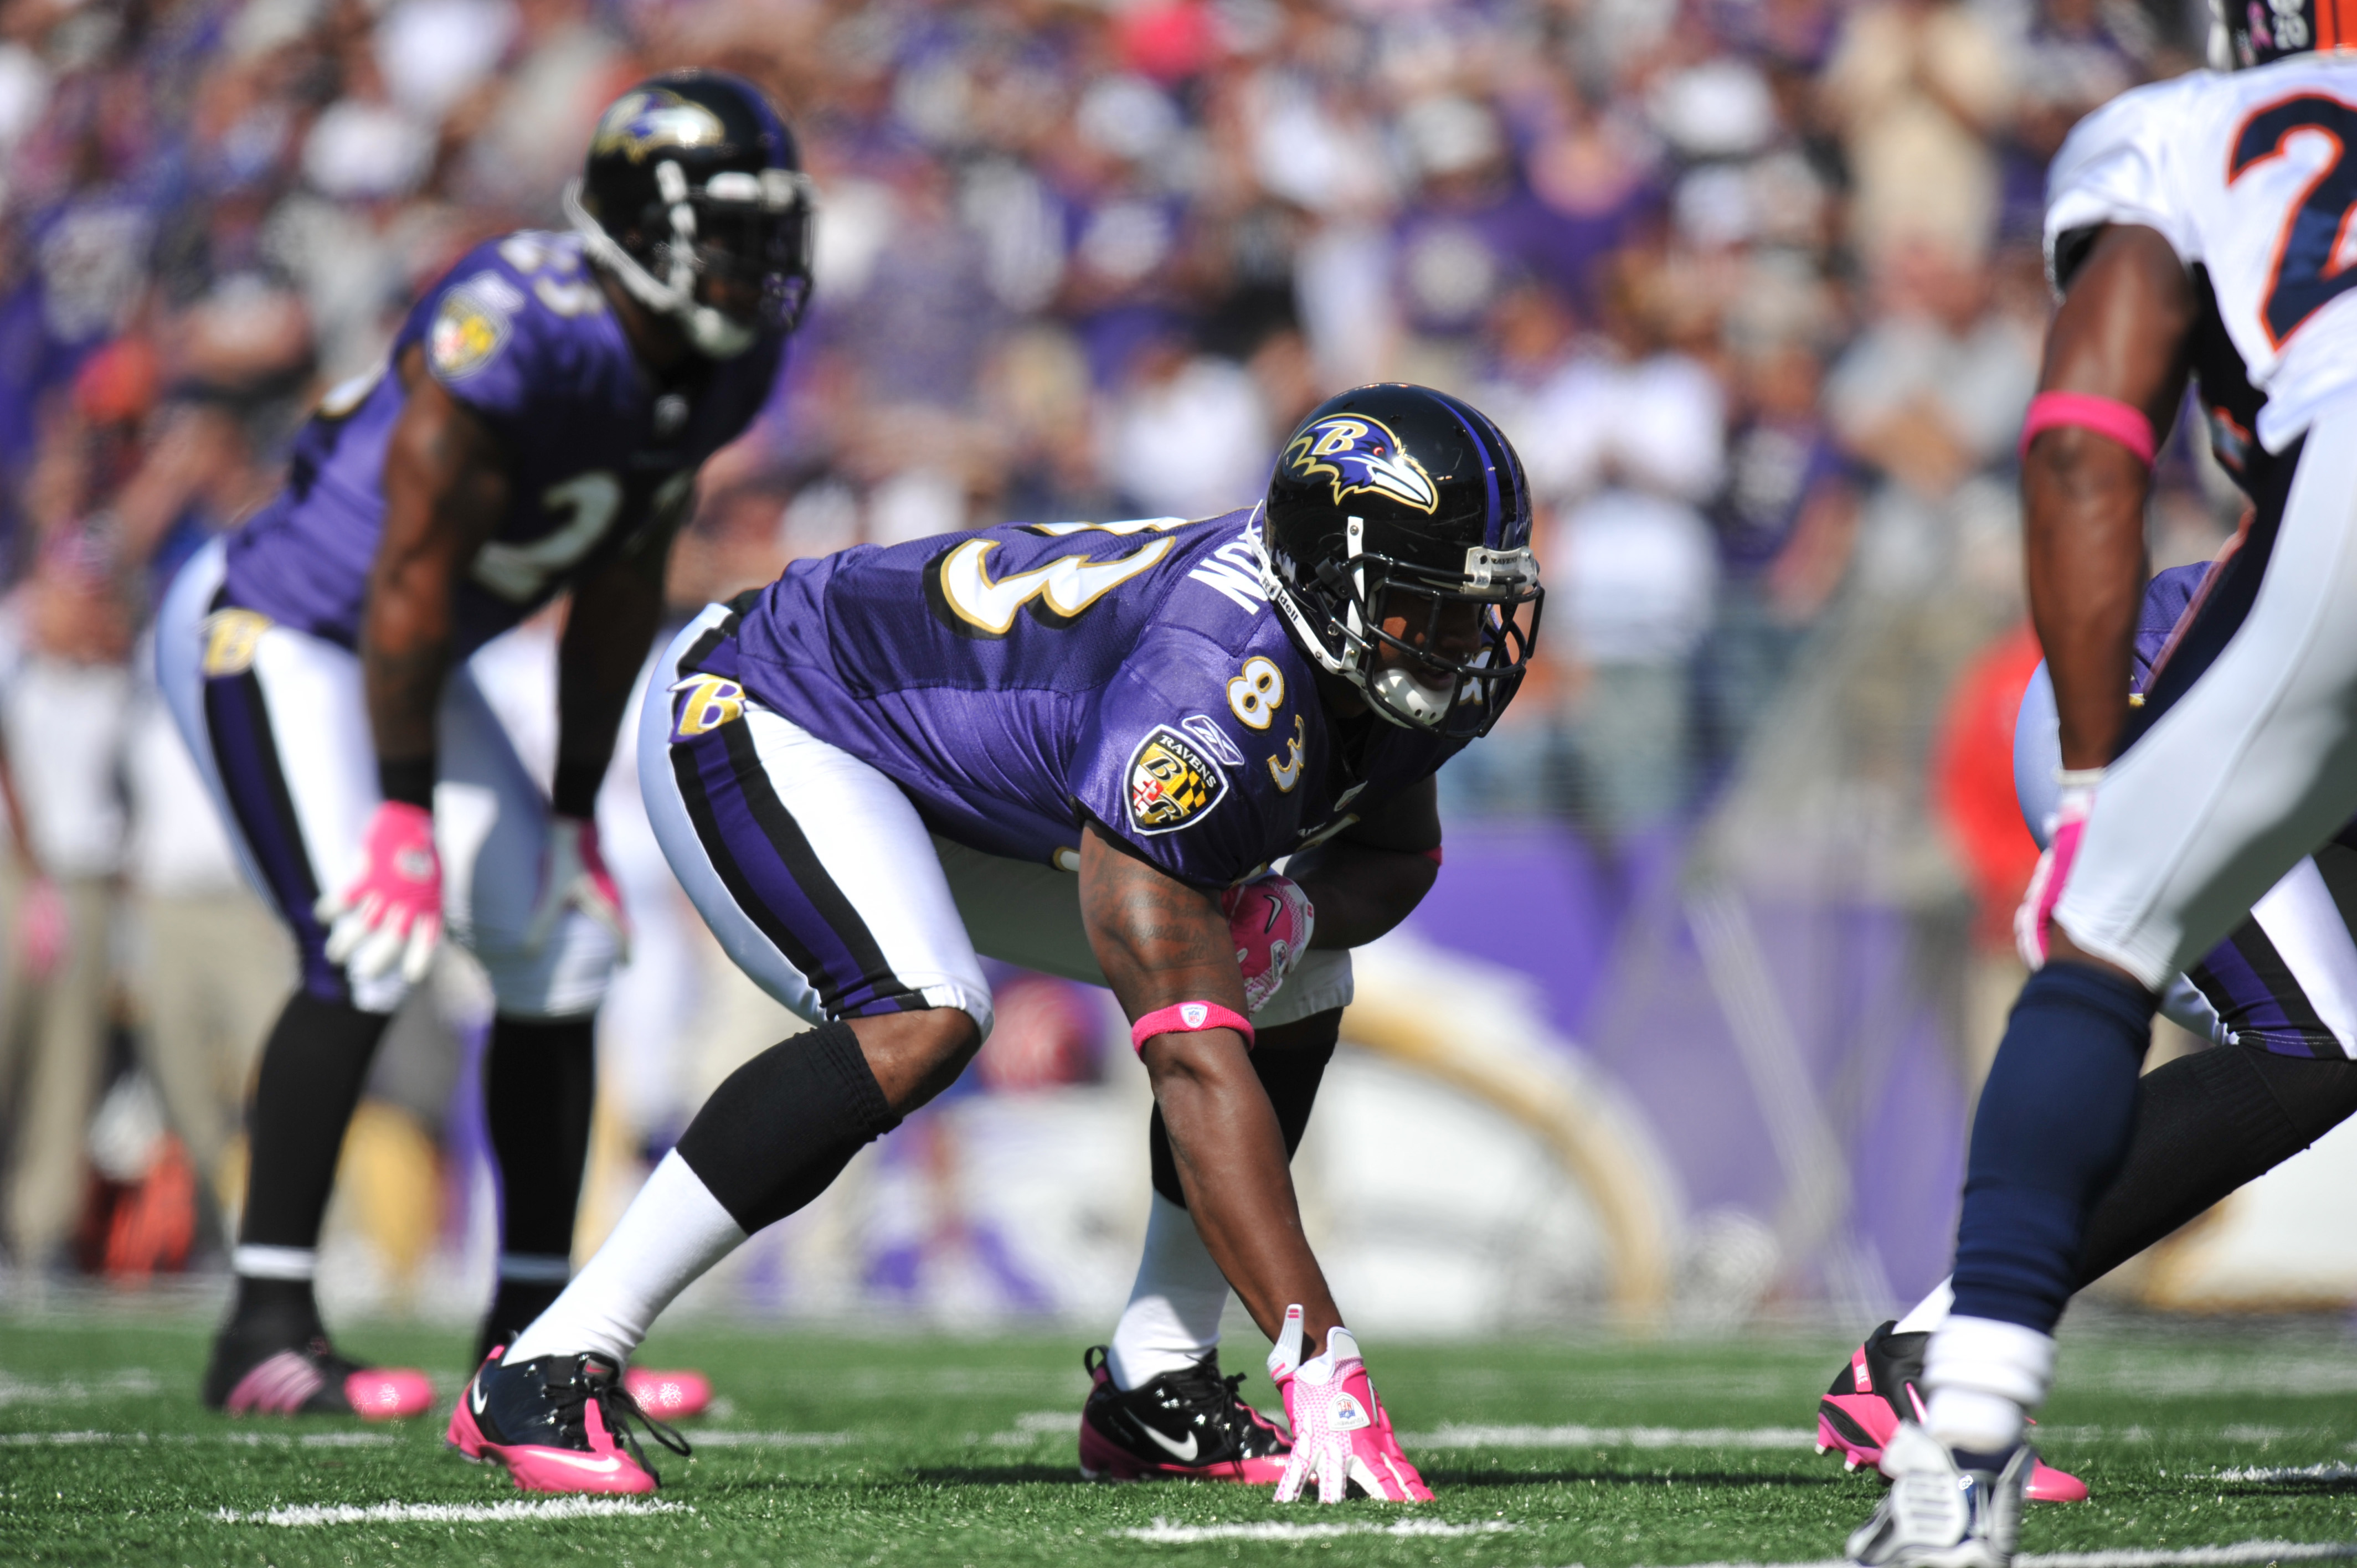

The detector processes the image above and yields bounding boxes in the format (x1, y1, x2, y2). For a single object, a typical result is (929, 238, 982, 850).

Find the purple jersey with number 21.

(222, 230, 783, 653)
(689, 508, 1464, 889)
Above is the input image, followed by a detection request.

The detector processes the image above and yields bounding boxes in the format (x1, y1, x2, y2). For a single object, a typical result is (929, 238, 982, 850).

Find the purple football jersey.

(222, 230, 783, 652)
(700, 508, 1462, 888)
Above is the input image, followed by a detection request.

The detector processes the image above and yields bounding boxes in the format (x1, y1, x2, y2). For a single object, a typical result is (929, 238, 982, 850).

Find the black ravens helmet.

(1258, 384, 1542, 738)
(566, 70, 815, 358)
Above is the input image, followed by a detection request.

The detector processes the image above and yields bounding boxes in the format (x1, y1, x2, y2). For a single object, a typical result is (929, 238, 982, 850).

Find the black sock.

(1149, 1007, 1340, 1208)
(480, 1014, 597, 1359)
(228, 994, 394, 1337)
(2077, 1043, 2357, 1285)
(675, 1020, 902, 1232)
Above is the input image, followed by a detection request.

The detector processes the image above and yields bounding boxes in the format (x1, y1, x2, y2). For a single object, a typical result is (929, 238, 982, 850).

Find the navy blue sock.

(1951, 963, 2156, 1333)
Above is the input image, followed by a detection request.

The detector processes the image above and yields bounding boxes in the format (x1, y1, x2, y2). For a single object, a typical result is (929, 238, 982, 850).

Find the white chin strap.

(564, 175, 760, 360)
(1367, 666, 1454, 729)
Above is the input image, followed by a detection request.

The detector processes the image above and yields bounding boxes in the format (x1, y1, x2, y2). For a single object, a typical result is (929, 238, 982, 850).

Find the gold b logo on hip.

(670, 674, 745, 740)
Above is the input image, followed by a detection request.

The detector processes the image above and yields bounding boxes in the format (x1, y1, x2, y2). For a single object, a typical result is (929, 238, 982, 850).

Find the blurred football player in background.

(447, 383, 1541, 1501)
(153, 70, 812, 1417)
(1847, 8, 2357, 1564)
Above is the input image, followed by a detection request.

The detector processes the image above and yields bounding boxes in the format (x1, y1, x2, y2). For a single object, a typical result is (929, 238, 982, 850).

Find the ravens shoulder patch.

(428, 284, 511, 380)
(1126, 725, 1229, 835)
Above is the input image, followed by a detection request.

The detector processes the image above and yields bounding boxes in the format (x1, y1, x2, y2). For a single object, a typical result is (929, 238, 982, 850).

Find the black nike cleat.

(1077, 1344, 1290, 1483)
(202, 1324, 433, 1419)
(1818, 1321, 2086, 1503)
(446, 1347, 689, 1494)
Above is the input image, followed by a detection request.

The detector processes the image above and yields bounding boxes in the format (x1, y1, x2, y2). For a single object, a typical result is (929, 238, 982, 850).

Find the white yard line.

(685, 1430, 856, 1448)
(216, 1499, 691, 1526)
(1406, 1424, 1817, 1450)
(2213, 1463, 2357, 1483)
(1634, 1541, 2357, 1568)
(1121, 1517, 1516, 1543)
(2, 1430, 399, 1447)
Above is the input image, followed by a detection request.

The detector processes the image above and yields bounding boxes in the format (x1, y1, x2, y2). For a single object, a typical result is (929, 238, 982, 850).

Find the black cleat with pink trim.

(447, 1348, 688, 1494)
(1818, 1322, 2086, 1504)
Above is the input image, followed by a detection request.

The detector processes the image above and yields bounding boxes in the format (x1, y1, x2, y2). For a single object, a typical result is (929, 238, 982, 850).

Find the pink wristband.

(1131, 1001, 1255, 1054)
(2019, 391, 2157, 466)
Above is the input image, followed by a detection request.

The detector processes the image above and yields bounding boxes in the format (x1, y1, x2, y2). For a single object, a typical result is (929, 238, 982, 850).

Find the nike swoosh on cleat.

(1140, 1426, 1200, 1463)
(496, 1445, 630, 1475)
(471, 1379, 490, 1416)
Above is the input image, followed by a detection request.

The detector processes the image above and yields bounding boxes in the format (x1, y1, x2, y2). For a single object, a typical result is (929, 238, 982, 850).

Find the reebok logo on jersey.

(1126, 726, 1228, 835)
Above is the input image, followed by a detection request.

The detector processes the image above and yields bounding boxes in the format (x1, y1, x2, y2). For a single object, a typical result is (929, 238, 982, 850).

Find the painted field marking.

(0, 1371, 161, 1406)
(1407, 1424, 1816, 1450)
(686, 1430, 856, 1448)
(2214, 1462, 2357, 1483)
(216, 1499, 691, 1526)
(1122, 1518, 1516, 1543)
(1637, 1541, 2357, 1568)
(990, 1411, 1084, 1446)
(3, 1430, 399, 1448)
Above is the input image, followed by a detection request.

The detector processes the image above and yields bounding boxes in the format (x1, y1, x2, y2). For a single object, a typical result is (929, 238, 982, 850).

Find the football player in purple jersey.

(152, 71, 812, 1418)
(447, 384, 1543, 1499)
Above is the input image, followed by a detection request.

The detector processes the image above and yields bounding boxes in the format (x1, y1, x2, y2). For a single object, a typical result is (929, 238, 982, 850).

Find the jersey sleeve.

(418, 260, 556, 428)
(1069, 632, 1300, 889)
(2044, 76, 2206, 286)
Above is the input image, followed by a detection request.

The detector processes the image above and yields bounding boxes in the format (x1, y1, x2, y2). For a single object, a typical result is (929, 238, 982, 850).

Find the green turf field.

(4, 1309, 2356, 1567)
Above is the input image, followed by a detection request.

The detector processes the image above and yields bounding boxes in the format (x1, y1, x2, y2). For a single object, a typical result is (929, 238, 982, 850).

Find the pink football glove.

(1267, 1305, 1432, 1504)
(523, 815, 631, 961)
(317, 801, 442, 984)
(1219, 873, 1314, 1014)
(15, 876, 66, 981)
(2015, 770, 2101, 969)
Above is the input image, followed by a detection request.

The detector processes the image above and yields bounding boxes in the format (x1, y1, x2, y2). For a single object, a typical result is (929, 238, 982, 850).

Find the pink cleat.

(1819, 1322, 2087, 1503)
(204, 1333, 433, 1420)
(622, 1368, 712, 1420)
(446, 1348, 687, 1494)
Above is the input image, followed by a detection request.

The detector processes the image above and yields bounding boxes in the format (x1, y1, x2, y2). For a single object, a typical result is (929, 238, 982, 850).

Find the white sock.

(1922, 1313, 2054, 1454)
(503, 1152, 746, 1368)
(1892, 1277, 1954, 1335)
(1106, 1194, 1231, 1391)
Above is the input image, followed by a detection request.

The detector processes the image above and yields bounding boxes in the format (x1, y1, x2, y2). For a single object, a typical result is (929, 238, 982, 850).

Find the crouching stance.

(447, 384, 1543, 1499)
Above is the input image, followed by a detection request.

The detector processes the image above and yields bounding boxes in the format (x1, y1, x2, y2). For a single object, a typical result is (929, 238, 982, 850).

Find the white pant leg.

(2058, 403, 2357, 987)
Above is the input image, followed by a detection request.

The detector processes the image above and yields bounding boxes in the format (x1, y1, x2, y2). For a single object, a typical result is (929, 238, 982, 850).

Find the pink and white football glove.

(1220, 873, 1314, 1014)
(2015, 768, 2101, 969)
(524, 815, 630, 961)
(318, 801, 442, 984)
(1267, 1304, 1432, 1503)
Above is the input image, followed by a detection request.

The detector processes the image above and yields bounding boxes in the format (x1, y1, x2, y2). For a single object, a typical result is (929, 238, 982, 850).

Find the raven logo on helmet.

(1283, 416, 1440, 514)
(591, 89, 729, 163)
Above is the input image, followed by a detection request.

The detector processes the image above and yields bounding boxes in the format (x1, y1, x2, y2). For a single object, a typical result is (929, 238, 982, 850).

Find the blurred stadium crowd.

(0, 0, 2251, 1302)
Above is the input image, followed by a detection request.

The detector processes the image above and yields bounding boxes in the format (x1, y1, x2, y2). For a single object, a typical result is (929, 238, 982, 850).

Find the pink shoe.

(1819, 1322, 2088, 1503)
(446, 1348, 686, 1495)
(622, 1368, 712, 1420)
(1077, 1346, 1291, 1483)
(204, 1333, 432, 1420)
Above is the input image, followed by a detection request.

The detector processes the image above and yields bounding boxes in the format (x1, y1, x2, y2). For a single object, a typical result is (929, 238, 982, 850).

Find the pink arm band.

(1131, 1001, 1255, 1054)
(2019, 391, 2157, 466)
(1422, 846, 1444, 865)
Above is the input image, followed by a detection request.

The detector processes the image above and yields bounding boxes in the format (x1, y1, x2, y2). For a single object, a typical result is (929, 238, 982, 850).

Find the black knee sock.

(229, 994, 394, 1337)
(674, 1021, 902, 1233)
(1149, 1007, 1340, 1208)
(480, 1014, 597, 1358)
(1952, 964, 2155, 1332)
(2077, 1043, 2357, 1286)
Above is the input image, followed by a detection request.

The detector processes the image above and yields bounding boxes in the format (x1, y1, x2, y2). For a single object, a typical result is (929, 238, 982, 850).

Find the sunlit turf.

(4, 1307, 2356, 1566)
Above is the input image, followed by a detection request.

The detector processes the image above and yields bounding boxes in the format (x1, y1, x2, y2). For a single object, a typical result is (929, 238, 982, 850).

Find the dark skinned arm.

(363, 345, 512, 785)
(552, 512, 676, 818)
(1285, 776, 1442, 950)
(2024, 224, 2197, 772)
(1079, 819, 1344, 1348)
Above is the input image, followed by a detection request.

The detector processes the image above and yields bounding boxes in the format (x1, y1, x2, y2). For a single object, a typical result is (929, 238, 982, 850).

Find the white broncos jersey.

(2049, 56, 2357, 461)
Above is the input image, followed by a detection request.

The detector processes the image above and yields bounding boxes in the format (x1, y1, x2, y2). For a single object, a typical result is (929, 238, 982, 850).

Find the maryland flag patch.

(429, 286, 509, 380)
(1126, 726, 1229, 836)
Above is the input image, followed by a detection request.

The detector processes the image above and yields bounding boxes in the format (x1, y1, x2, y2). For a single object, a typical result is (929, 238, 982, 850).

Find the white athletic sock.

(233, 1244, 316, 1280)
(1106, 1194, 1231, 1391)
(503, 1152, 747, 1368)
(1892, 1277, 1954, 1335)
(1922, 1313, 2054, 1454)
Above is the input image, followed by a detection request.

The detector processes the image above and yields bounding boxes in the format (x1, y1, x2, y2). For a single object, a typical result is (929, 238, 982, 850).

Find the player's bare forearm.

(364, 348, 511, 769)
(1288, 777, 1440, 949)
(555, 532, 669, 810)
(1079, 821, 1344, 1344)
(2024, 223, 2196, 771)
